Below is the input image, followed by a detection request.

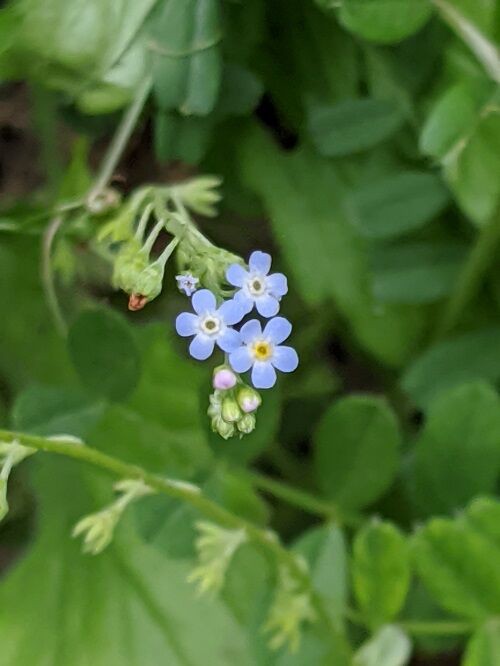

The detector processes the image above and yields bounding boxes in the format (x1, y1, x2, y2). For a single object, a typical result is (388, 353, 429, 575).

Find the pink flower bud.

(213, 368, 237, 390)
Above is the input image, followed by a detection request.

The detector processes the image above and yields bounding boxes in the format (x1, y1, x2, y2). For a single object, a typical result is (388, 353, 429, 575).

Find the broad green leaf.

(0, 457, 253, 666)
(338, 0, 433, 44)
(352, 521, 410, 628)
(154, 111, 213, 164)
(466, 496, 500, 550)
(308, 98, 404, 157)
(401, 327, 500, 408)
(240, 129, 427, 367)
(348, 172, 449, 239)
(353, 625, 412, 666)
(370, 242, 466, 304)
(412, 514, 500, 619)
(411, 383, 500, 516)
(313, 395, 401, 509)
(150, 0, 222, 115)
(295, 524, 348, 625)
(421, 82, 500, 225)
(463, 618, 500, 665)
(12, 385, 104, 440)
(68, 308, 141, 403)
(89, 325, 211, 477)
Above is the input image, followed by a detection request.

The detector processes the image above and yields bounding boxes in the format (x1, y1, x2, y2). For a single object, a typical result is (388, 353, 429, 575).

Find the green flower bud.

(211, 415, 236, 440)
(221, 397, 242, 424)
(237, 413, 256, 435)
(237, 386, 261, 413)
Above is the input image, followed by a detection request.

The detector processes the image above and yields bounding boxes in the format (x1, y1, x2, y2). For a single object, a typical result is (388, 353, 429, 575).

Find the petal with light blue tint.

(272, 345, 299, 372)
(234, 289, 254, 314)
(264, 316, 292, 344)
(218, 298, 244, 325)
(249, 251, 272, 275)
(229, 346, 253, 373)
(251, 361, 277, 389)
(189, 334, 215, 360)
(175, 312, 198, 337)
(267, 272, 288, 297)
(240, 319, 262, 344)
(192, 289, 216, 314)
(217, 328, 240, 353)
(226, 263, 248, 287)
(256, 294, 280, 318)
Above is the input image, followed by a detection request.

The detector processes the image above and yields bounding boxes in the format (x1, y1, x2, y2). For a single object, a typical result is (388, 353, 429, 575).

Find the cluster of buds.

(208, 366, 262, 439)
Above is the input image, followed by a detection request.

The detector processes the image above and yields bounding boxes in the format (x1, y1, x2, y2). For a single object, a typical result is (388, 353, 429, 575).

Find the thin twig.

(41, 215, 67, 337)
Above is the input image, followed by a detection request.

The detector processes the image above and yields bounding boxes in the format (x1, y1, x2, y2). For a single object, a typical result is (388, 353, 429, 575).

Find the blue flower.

(176, 273, 199, 296)
(229, 317, 298, 389)
(226, 251, 288, 318)
(176, 289, 243, 360)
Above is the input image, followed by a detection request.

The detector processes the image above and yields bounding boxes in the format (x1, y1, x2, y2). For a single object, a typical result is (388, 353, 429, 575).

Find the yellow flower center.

(252, 340, 273, 361)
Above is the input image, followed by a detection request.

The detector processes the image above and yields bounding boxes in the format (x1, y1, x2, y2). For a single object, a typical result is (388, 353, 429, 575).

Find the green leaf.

(308, 98, 404, 157)
(68, 308, 141, 402)
(370, 242, 466, 304)
(150, 0, 222, 115)
(353, 625, 412, 666)
(240, 129, 427, 367)
(348, 172, 450, 240)
(352, 520, 411, 628)
(463, 619, 500, 665)
(401, 327, 500, 408)
(154, 111, 213, 164)
(0, 457, 253, 666)
(410, 383, 500, 516)
(421, 82, 500, 225)
(313, 395, 401, 509)
(12, 385, 104, 440)
(89, 325, 212, 477)
(412, 513, 500, 619)
(295, 524, 348, 625)
(338, 0, 432, 44)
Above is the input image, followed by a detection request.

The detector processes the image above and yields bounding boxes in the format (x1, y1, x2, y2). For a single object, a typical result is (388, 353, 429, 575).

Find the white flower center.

(200, 314, 221, 336)
(247, 275, 266, 297)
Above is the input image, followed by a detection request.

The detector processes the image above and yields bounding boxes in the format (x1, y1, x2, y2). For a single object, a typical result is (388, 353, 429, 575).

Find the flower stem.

(244, 469, 363, 527)
(345, 607, 473, 637)
(0, 428, 336, 638)
(41, 215, 68, 337)
(87, 76, 153, 201)
(433, 206, 500, 341)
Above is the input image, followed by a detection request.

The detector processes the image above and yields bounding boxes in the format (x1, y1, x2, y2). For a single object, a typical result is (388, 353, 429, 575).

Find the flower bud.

(221, 397, 242, 424)
(211, 415, 236, 440)
(237, 386, 262, 413)
(213, 367, 237, 391)
(237, 413, 256, 435)
(172, 176, 222, 218)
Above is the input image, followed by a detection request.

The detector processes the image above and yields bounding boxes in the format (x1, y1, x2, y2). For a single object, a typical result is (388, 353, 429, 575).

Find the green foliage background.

(0, 0, 500, 664)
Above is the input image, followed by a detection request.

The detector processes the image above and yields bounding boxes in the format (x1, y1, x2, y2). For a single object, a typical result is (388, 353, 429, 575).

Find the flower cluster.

(175, 250, 298, 438)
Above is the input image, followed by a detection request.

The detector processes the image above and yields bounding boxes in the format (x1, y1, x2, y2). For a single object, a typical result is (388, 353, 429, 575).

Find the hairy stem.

(434, 206, 500, 341)
(0, 429, 335, 638)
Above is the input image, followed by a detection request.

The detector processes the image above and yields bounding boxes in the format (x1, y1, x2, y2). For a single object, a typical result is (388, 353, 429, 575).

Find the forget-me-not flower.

(176, 289, 243, 360)
(229, 317, 298, 389)
(176, 273, 199, 297)
(226, 251, 288, 318)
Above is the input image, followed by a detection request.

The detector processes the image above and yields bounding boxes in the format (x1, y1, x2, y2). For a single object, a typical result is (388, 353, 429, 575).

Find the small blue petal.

(249, 250, 272, 275)
(189, 334, 215, 360)
(217, 328, 240, 353)
(264, 316, 292, 344)
(240, 319, 262, 344)
(234, 290, 254, 314)
(229, 346, 253, 373)
(267, 272, 288, 297)
(218, 298, 244, 325)
(256, 294, 280, 318)
(272, 346, 299, 372)
(226, 263, 248, 287)
(176, 312, 198, 337)
(192, 289, 216, 314)
(251, 362, 277, 389)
